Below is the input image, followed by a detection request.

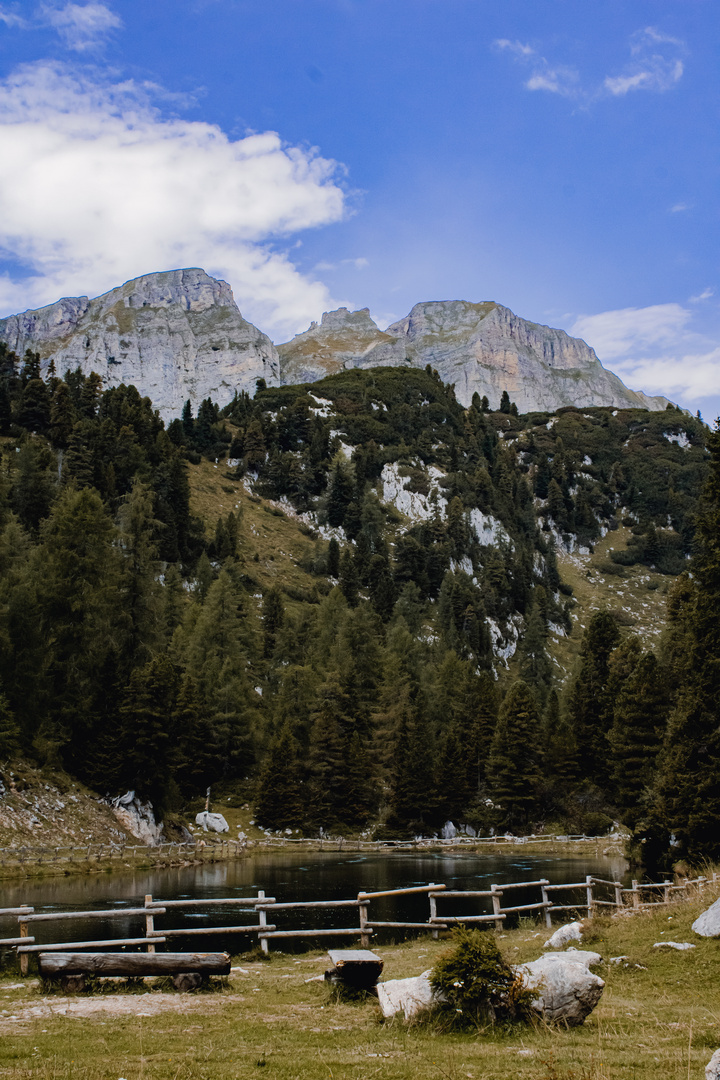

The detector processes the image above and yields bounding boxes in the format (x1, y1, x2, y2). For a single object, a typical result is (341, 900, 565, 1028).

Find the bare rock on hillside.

(110, 791, 164, 846)
(278, 307, 393, 383)
(0, 268, 279, 422)
(279, 301, 672, 412)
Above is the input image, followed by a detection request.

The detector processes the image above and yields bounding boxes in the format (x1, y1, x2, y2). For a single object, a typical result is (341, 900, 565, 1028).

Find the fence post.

(631, 879, 640, 910)
(540, 883, 552, 929)
(145, 894, 156, 953)
(428, 892, 439, 940)
(359, 894, 370, 948)
(614, 881, 624, 910)
(258, 890, 269, 954)
(19, 915, 29, 976)
(663, 880, 671, 905)
(491, 886, 503, 930)
(585, 876, 594, 918)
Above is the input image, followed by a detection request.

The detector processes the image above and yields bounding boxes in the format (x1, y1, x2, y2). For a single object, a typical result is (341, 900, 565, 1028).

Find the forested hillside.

(0, 342, 715, 866)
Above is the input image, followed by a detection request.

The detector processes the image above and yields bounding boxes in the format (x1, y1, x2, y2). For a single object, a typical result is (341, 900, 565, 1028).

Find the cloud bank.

(570, 303, 720, 406)
(0, 62, 347, 338)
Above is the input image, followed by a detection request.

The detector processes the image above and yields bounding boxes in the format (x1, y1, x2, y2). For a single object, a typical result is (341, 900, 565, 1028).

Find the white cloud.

(0, 7, 26, 27)
(40, 3, 121, 52)
(525, 67, 579, 97)
(608, 350, 720, 401)
(669, 202, 690, 213)
(494, 39, 534, 58)
(690, 288, 714, 303)
(569, 302, 720, 408)
(571, 304, 691, 360)
(604, 27, 684, 97)
(497, 24, 685, 104)
(0, 62, 348, 339)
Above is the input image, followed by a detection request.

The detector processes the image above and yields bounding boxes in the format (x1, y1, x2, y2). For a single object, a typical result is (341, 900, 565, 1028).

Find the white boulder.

(693, 898, 720, 938)
(517, 951, 605, 1026)
(706, 1048, 720, 1079)
(195, 811, 229, 834)
(653, 941, 695, 951)
(543, 921, 584, 950)
(376, 970, 440, 1020)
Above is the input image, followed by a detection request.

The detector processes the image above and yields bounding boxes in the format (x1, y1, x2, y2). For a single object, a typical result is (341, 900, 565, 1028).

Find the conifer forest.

(0, 342, 717, 871)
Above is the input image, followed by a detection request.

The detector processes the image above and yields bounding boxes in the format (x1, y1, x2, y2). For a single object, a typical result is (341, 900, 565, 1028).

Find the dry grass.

(549, 527, 671, 688)
(1, 884, 718, 1078)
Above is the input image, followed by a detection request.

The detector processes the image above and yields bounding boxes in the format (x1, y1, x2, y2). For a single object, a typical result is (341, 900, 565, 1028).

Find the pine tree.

(118, 655, 179, 808)
(338, 549, 360, 607)
(566, 611, 620, 786)
(518, 601, 553, 702)
(487, 681, 542, 830)
(650, 423, 720, 861)
(607, 653, 667, 827)
(262, 587, 285, 659)
(255, 721, 305, 829)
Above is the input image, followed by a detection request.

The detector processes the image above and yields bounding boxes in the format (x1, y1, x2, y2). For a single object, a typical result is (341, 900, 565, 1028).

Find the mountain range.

(0, 267, 671, 420)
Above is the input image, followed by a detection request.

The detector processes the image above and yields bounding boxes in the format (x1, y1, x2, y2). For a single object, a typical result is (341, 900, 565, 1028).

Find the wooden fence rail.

(3, 872, 717, 973)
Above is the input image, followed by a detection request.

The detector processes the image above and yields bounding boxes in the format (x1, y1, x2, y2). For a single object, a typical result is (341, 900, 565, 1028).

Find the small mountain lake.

(1, 850, 630, 952)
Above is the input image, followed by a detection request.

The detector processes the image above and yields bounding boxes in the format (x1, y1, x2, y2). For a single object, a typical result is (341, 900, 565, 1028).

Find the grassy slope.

(1, 885, 718, 1079)
(550, 526, 672, 689)
(0, 762, 136, 850)
(187, 458, 673, 693)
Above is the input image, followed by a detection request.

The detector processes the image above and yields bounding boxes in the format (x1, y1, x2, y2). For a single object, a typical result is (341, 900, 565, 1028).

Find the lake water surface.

(0, 850, 630, 951)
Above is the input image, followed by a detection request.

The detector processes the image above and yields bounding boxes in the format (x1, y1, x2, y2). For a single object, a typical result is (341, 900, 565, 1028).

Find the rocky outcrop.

(279, 301, 672, 413)
(0, 268, 279, 422)
(278, 307, 393, 383)
(110, 790, 164, 846)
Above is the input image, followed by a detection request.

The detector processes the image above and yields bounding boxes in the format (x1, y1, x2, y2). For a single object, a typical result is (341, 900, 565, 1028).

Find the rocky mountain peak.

(0, 268, 279, 421)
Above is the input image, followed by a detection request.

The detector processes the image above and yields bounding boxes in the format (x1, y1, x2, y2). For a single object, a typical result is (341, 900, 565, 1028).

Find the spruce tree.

(650, 423, 720, 861)
(487, 681, 542, 830)
(607, 653, 667, 827)
(566, 611, 620, 786)
(255, 720, 305, 829)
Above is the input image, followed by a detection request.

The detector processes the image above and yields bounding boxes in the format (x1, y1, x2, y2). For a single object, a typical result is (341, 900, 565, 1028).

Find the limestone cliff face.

(277, 307, 394, 383)
(0, 268, 279, 421)
(279, 300, 671, 412)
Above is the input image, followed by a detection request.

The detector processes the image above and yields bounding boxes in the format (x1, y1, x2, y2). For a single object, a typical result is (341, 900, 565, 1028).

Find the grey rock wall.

(0, 268, 279, 422)
(279, 300, 671, 412)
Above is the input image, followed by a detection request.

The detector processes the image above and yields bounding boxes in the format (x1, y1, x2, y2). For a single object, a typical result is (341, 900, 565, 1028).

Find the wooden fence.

(2, 871, 715, 975)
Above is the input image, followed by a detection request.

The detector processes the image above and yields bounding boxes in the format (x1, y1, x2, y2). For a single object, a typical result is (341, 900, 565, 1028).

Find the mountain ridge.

(0, 268, 672, 419)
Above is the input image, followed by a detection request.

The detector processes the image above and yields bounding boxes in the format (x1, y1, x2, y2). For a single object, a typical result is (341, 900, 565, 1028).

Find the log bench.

(37, 951, 231, 992)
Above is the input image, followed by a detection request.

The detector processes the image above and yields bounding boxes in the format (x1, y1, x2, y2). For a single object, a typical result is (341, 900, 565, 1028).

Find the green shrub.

(429, 926, 535, 1029)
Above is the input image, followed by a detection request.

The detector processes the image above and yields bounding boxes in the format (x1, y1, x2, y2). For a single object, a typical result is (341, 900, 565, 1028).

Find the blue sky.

(0, 1, 718, 416)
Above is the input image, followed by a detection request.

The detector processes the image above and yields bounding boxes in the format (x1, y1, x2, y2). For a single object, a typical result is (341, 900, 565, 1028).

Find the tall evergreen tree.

(650, 423, 720, 861)
(566, 611, 620, 786)
(487, 681, 542, 829)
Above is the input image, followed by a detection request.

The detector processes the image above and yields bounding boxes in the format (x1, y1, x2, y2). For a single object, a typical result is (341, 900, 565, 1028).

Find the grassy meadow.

(0, 884, 718, 1079)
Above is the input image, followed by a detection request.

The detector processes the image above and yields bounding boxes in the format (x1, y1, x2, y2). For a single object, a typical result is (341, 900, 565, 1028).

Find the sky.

(0, 1, 718, 417)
